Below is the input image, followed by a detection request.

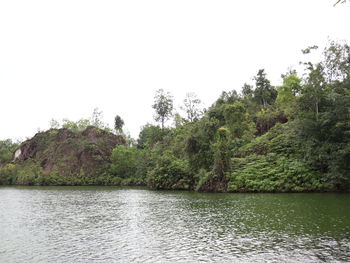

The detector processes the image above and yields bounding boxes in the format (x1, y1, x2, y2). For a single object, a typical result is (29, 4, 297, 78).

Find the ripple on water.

(0, 187, 349, 263)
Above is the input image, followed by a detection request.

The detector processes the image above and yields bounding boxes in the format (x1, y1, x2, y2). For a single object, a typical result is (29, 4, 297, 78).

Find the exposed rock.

(14, 149, 21, 160)
(14, 126, 125, 177)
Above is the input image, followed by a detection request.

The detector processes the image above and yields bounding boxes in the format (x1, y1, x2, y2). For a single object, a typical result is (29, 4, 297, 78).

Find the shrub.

(147, 154, 191, 190)
(228, 154, 328, 192)
(110, 146, 138, 178)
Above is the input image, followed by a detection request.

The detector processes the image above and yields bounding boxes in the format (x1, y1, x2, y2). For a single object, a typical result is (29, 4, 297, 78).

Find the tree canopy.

(152, 89, 174, 129)
(114, 115, 124, 134)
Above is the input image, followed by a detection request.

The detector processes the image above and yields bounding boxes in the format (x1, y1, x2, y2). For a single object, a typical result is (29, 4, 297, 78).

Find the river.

(0, 186, 349, 262)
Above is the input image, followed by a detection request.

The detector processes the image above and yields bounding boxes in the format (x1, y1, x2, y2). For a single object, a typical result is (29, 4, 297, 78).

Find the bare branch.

(334, 0, 347, 6)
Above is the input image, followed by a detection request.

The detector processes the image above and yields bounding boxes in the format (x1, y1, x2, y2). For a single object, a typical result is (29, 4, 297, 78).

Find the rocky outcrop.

(14, 126, 125, 177)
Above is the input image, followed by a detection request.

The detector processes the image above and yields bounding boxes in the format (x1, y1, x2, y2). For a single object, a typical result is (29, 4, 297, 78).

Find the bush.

(0, 139, 19, 164)
(147, 154, 191, 190)
(110, 146, 138, 178)
(0, 163, 18, 185)
(228, 154, 329, 192)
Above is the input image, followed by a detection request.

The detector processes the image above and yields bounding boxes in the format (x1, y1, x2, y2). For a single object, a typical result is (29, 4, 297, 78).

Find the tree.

(213, 127, 230, 178)
(49, 119, 60, 129)
(253, 69, 277, 107)
(321, 40, 350, 83)
(58, 108, 110, 133)
(91, 107, 105, 129)
(242, 83, 254, 98)
(62, 118, 91, 132)
(110, 146, 138, 179)
(276, 74, 302, 116)
(152, 89, 173, 129)
(0, 139, 19, 164)
(215, 90, 240, 106)
(114, 115, 124, 134)
(181, 92, 203, 122)
(300, 63, 326, 121)
(223, 102, 255, 140)
(173, 113, 186, 128)
(137, 124, 167, 149)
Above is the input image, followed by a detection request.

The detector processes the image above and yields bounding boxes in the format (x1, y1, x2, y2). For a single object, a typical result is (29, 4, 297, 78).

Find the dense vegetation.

(110, 41, 350, 192)
(1, 41, 349, 192)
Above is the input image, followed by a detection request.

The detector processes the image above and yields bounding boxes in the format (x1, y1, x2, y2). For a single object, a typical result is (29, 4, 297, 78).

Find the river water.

(0, 186, 349, 263)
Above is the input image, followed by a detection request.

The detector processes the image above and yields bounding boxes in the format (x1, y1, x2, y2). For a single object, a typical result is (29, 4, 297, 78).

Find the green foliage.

(276, 74, 301, 116)
(239, 122, 302, 157)
(0, 163, 18, 185)
(255, 107, 286, 135)
(223, 102, 256, 140)
(184, 117, 217, 173)
(50, 108, 111, 133)
(62, 118, 93, 132)
(299, 64, 326, 121)
(322, 40, 350, 82)
(0, 139, 19, 164)
(215, 90, 240, 106)
(228, 154, 327, 192)
(253, 69, 277, 107)
(242, 83, 254, 99)
(15, 164, 43, 185)
(152, 89, 174, 129)
(0, 162, 43, 186)
(137, 124, 168, 149)
(212, 127, 230, 177)
(110, 146, 138, 179)
(147, 154, 191, 190)
(114, 115, 124, 133)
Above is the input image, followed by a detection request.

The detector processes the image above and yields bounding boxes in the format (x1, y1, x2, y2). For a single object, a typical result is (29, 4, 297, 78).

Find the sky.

(1, 0, 350, 141)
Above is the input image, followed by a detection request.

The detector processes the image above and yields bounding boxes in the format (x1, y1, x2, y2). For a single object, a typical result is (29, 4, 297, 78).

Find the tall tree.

(91, 108, 104, 129)
(223, 102, 255, 140)
(253, 69, 277, 107)
(321, 40, 350, 83)
(215, 90, 240, 106)
(300, 63, 326, 121)
(242, 83, 254, 99)
(114, 115, 124, 134)
(181, 92, 202, 122)
(152, 89, 173, 129)
(276, 74, 302, 116)
(137, 124, 166, 149)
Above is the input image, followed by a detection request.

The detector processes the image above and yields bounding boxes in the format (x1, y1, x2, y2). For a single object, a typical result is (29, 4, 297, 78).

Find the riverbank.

(1, 182, 349, 193)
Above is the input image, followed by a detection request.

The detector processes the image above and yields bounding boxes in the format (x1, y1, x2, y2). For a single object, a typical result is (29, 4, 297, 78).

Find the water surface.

(0, 186, 349, 262)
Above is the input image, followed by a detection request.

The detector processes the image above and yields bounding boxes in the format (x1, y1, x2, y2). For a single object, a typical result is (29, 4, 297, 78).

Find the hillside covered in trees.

(1, 41, 349, 192)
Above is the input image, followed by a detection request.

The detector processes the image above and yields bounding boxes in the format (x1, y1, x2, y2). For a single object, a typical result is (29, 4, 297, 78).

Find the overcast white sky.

(1, 0, 350, 141)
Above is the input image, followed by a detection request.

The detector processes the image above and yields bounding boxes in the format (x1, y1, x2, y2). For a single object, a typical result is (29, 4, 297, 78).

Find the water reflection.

(0, 187, 349, 262)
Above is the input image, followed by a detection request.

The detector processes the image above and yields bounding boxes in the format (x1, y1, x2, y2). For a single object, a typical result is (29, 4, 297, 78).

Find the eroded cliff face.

(14, 126, 125, 177)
